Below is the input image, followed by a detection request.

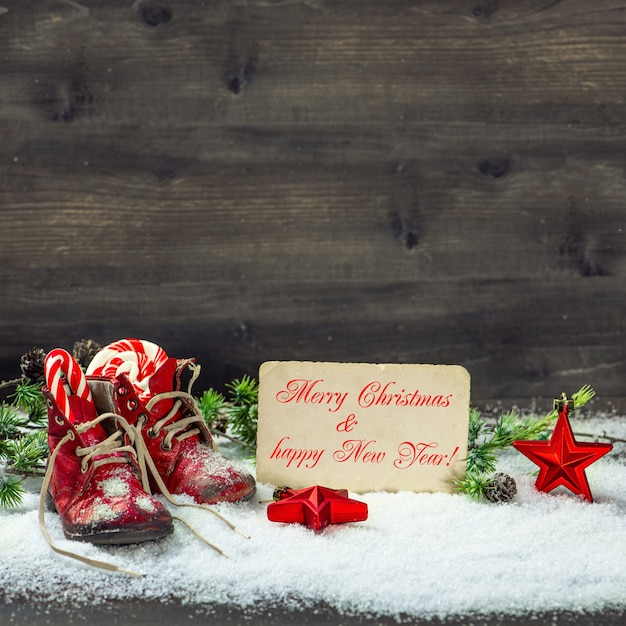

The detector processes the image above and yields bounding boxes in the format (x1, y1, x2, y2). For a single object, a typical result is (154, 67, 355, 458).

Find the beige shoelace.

(146, 360, 213, 448)
(144, 390, 214, 449)
(40, 411, 248, 576)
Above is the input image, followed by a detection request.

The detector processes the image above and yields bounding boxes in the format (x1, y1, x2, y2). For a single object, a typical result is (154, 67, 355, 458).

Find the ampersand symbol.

(336, 413, 359, 433)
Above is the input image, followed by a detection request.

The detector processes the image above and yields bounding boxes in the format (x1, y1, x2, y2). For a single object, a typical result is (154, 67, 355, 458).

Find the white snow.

(99, 473, 130, 498)
(0, 413, 625, 620)
(89, 500, 119, 522)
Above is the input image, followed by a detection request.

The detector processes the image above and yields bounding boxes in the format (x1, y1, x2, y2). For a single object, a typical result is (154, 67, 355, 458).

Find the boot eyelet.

(47, 399, 54, 410)
(147, 428, 159, 439)
(161, 440, 172, 451)
(67, 430, 75, 441)
(127, 398, 138, 411)
(117, 385, 127, 396)
(136, 413, 147, 428)
(54, 415, 65, 426)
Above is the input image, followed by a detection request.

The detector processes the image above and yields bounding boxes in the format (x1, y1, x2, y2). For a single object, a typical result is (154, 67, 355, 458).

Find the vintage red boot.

(43, 349, 174, 545)
(87, 340, 256, 505)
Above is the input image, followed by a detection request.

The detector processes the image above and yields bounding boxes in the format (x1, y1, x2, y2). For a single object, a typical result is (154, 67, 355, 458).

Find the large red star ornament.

(512, 403, 612, 502)
(267, 486, 368, 531)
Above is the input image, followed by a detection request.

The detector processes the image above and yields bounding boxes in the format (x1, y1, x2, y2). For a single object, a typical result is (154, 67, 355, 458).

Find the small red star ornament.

(267, 485, 368, 531)
(513, 397, 612, 502)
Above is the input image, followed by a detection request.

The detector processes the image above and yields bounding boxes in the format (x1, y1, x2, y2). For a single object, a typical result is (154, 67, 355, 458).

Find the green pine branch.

(198, 388, 227, 427)
(197, 376, 259, 452)
(0, 379, 48, 509)
(10, 380, 47, 426)
(4, 431, 48, 474)
(0, 404, 28, 438)
(455, 471, 493, 501)
(225, 376, 258, 450)
(0, 472, 26, 509)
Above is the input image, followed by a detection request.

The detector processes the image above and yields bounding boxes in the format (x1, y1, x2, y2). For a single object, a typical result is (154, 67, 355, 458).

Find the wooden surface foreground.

(1, 0, 625, 408)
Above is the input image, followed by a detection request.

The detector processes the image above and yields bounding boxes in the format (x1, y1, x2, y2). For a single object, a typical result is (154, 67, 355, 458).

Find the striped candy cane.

(44, 348, 93, 420)
(86, 338, 169, 401)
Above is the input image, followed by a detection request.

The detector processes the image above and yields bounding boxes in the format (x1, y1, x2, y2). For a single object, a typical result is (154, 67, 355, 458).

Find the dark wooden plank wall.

(1, 0, 625, 409)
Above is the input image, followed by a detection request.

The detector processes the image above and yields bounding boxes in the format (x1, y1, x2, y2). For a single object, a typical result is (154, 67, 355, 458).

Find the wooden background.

(1, 0, 625, 409)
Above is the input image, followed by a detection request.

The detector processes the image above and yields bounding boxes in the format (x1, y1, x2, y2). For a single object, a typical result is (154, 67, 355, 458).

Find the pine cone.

(72, 339, 101, 371)
(209, 414, 228, 434)
(272, 486, 291, 501)
(484, 472, 517, 503)
(19, 347, 47, 382)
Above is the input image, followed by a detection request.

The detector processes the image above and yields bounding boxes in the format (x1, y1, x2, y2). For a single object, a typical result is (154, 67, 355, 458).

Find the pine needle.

(225, 376, 258, 450)
(196, 378, 259, 452)
(0, 404, 26, 438)
(455, 471, 492, 501)
(0, 472, 25, 509)
(0, 381, 48, 508)
(198, 389, 226, 423)
(5, 434, 48, 473)
(9, 380, 44, 413)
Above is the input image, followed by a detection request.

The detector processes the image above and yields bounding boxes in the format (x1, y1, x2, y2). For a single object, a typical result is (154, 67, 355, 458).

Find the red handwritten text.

(358, 381, 452, 409)
(275, 379, 348, 413)
(333, 439, 386, 464)
(336, 413, 359, 432)
(393, 441, 459, 469)
(270, 436, 325, 468)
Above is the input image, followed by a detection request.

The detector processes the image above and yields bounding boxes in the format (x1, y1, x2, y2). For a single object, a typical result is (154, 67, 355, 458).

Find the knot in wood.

(478, 158, 510, 179)
(138, 2, 172, 27)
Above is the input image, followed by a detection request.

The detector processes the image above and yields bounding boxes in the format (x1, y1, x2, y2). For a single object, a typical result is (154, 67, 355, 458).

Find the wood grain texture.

(1, 0, 625, 409)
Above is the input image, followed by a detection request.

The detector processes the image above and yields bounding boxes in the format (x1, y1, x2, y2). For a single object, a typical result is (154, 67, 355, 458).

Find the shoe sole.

(236, 486, 257, 503)
(46, 491, 174, 545)
(64, 524, 174, 546)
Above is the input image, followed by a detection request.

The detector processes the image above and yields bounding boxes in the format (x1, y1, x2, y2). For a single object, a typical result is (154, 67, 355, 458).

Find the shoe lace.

(75, 414, 140, 473)
(143, 360, 211, 451)
(144, 390, 211, 450)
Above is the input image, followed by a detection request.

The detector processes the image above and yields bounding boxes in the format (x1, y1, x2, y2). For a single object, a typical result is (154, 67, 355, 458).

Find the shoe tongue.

(145, 357, 182, 421)
(148, 358, 180, 396)
(68, 395, 107, 447)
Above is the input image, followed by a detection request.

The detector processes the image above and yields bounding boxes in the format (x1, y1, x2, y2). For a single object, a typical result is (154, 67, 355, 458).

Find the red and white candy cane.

(86, 338, 169, 401)
(44, 348, 93, 419)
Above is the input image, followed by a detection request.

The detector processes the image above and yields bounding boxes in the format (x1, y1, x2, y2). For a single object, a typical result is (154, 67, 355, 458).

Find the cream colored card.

(256, 361, 470, 493)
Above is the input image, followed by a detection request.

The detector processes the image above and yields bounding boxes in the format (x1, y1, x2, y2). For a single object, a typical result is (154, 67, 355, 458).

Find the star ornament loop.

(267, 485, 368, 531)
(513, 405, 612, 502)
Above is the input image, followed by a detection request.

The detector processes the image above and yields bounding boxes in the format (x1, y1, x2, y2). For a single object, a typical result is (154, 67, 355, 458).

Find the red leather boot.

(43, 349, 173, 545)
(87, 344, 256, 505)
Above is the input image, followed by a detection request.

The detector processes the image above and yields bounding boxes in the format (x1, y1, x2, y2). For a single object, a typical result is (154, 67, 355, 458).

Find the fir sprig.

(198, 388, 227, 424)
(5, 432, 47, 473)
(197, 376, 259, 452)
(10, 380, 47, 427)
(225, 376, 258, 450)
(456, 471, 493, 501)
(10, 380, 45, 412)
(0, 404, 28, 438)
(0, 470, 26, 509)
(1, 372, 48, 508)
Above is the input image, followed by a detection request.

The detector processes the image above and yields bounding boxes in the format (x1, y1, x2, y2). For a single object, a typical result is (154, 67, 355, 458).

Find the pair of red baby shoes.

(42, 338, 255, 546)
